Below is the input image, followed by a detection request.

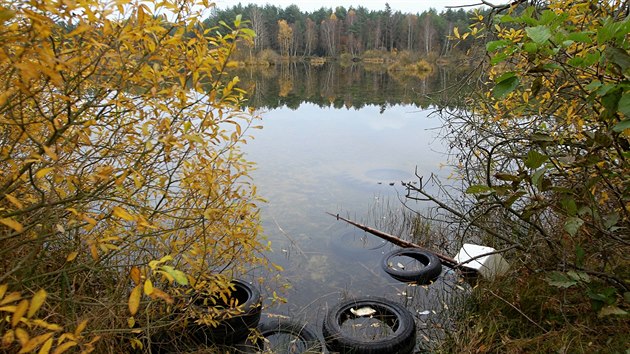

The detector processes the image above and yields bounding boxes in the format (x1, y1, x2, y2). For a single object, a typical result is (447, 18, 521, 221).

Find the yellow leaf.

(51, 341, 77, 354)
(453, 26, 460, 39)
(113, 206, 134, 221)
(28, 289, 46, 318)
(35, 167, 54, 179)
(0, 218, 24, 233)
(128, 285, 141, 316)
(66, 251, 78, 262)
(74, 319, 88, 336)
(5, 194, 23, 208)
(12, 299, 29, 327)
(15, 328, 29, 346)
(272, 263, 284, 272)
(148, 288, 173, 304)
(0, 291, 21, 305)
(130, 267, 141, 286)
(18, 332, 54, 353)
(143, 279, 154, 295)
(89, 244, 99, 261)
(30, 319, 62, 331)
(38, 337, 53, 354)
(0, 305, 17, 312)
(58, 333, 77, 344)
(130, 338, 143, 350)
(156, 270, 174, 283)
(42, 145, 58, 161)
(127, 316, 135, 328)
(0, 284, 7, 300)
(81, 215, 98, 226)
(2, 329, 14, 347)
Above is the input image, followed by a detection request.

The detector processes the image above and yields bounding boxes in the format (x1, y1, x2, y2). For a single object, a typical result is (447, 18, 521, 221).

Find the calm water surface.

(242, 102, 459, 340)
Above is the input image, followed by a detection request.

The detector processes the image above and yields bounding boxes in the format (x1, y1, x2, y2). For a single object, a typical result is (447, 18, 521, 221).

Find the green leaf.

(494, 173, 521, 182)
(566, 31, 593, 43)
(497, 14, 514, 23)
(568, 56, 585, 67)
(605, 47, 630, 73)
(597, 18, 624, 44)
(504, 191, 525, 207)
(603, 212, 620, 230)
(546, 271, 577, 288)
(601, 87, 622, 114)
(531, 167, 546, 189)
(585, 80, 602, 91)
(618, 93, 630, 117)
(486, 39, 510, 52)
(490, 52, 510, 65)
(523, 42, 538, 53)
(466, 185, 494, 194)
(531, 133, 554, 142)
(560, 197, 577, 216)
(525, 150, 548, 169)
(160, 266, 189, 286)
(493, 76, 519, 98)
(539, 10, 557, 25)
(575, 244, 585, 267)
(598, 305, 628, 318)
(567, 271, 590, 283)
(526, 25, 552, 44)
(564, 216, 584, 236)
(613, 119, 630, 132)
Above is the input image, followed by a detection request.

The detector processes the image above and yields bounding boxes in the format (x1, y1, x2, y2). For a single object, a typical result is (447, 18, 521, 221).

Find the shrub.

(0, 0, 269, 352)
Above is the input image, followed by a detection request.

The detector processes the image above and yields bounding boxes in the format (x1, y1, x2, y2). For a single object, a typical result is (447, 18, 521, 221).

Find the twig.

(271, 214, 308, 259)
(487, 289, 548, 333)
(325, 212, 460, 269)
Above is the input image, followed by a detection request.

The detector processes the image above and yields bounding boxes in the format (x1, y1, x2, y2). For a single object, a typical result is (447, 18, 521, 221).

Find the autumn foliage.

(433, 0, 629, 350)
(0, 0, 266, 352)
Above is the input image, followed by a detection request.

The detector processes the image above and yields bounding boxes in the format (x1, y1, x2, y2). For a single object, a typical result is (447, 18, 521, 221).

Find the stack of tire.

(187, 279, 323, 353)
(188, 279, 263, 346)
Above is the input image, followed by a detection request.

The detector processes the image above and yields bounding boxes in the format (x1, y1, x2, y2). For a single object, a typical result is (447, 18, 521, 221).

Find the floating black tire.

(323, 297, 416, 354)
(256, 319, 323, 353)
(189, 279, 262, 345)
(382, 248, 442, 284)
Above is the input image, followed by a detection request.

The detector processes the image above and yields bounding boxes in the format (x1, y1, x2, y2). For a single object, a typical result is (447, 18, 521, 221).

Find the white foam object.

(454, 243, 510, 279)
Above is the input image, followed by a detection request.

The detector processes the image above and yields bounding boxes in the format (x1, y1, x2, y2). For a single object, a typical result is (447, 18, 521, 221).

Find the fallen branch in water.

(325, 212, 460, 269)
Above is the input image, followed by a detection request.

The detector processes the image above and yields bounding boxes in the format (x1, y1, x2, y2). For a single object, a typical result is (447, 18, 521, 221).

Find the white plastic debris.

(350, 307, 376, 317)
(454, 243, 510, 279)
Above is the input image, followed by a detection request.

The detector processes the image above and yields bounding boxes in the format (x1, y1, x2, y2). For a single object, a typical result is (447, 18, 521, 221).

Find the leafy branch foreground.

(408, 0, 629, 351)
(1, 0, 271, 352)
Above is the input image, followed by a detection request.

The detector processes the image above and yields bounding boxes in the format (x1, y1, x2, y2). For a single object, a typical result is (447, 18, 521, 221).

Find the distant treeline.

(204, 4, 479, 58)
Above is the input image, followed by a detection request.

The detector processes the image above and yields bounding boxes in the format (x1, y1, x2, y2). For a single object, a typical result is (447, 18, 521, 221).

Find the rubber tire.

(189, 279, 262, 345)
(323, 297, 416, 354)
(382, 248, 442, 284)
(256, 319, 323, 353)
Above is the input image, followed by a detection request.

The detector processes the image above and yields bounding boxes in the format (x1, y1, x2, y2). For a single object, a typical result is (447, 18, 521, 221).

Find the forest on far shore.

(205, 3, 478, 60)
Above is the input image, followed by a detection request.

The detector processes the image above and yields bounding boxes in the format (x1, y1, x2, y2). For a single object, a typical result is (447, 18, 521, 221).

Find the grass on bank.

(437, 269, 629, 353)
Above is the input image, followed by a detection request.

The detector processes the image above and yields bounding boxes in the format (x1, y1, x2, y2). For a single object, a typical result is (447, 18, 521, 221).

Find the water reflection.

(235, 62, 468, 110)
(242, 100, 457, 350)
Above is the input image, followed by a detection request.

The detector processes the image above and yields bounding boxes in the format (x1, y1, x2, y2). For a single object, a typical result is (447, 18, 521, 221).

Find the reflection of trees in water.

(235, 63, 468, 110)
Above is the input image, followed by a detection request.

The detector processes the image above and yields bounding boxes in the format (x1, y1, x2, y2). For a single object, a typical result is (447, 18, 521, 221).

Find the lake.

(239, 63, 467, 350)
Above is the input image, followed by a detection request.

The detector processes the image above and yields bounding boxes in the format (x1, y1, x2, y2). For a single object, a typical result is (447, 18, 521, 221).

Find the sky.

(214, 0, 481, 14)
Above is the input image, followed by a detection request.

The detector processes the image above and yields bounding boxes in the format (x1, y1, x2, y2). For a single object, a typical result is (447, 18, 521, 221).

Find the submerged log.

(326, 212, 460, 269)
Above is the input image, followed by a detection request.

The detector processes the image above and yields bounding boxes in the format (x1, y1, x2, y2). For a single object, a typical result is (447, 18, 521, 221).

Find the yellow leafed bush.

(0, 0, 267, 351)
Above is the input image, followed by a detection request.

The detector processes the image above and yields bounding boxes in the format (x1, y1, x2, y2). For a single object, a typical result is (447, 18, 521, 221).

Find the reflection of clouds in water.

(243, 103, 455, 324)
